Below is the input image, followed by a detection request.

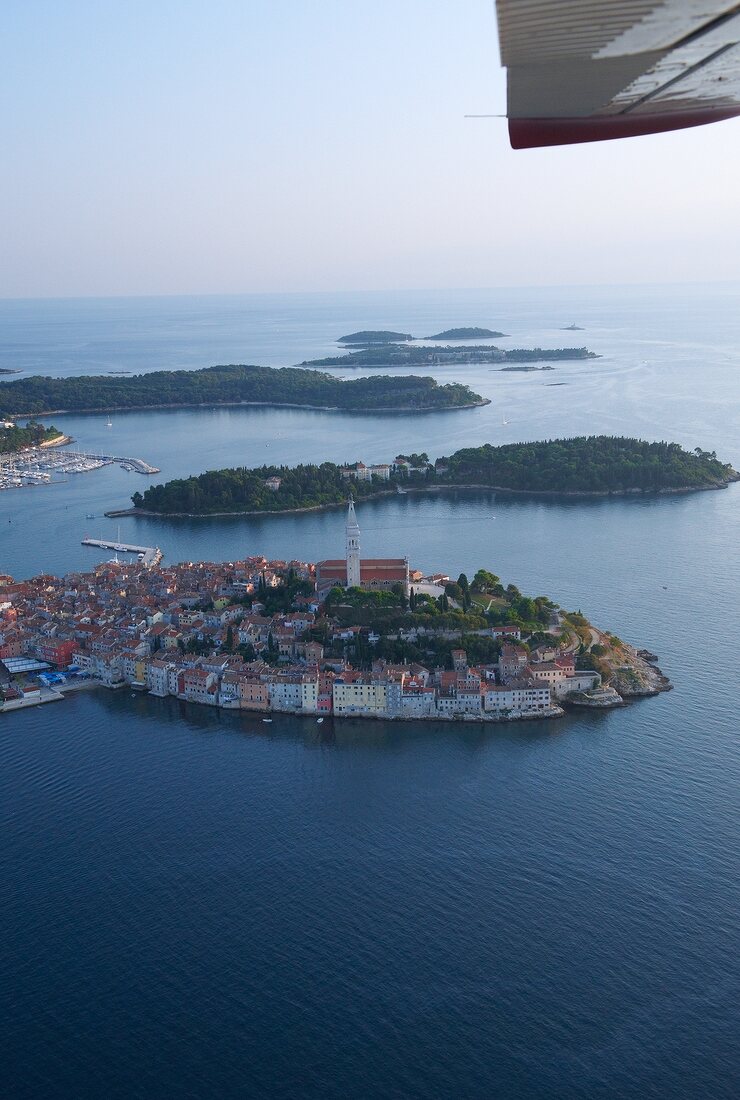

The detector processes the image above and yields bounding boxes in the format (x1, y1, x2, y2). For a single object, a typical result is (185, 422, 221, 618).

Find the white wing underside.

(495, 1, 740, 146)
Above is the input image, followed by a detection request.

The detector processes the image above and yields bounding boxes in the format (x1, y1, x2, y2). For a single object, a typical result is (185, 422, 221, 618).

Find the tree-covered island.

(0, 420, 64, 454)
(338, 330, 413, 344)
(123, 437, 738, 516)
(425, 327, 507, 340)
(0, 364, 485, 418)
(337, 327, 508, 342)
(302, 345, 598, 368)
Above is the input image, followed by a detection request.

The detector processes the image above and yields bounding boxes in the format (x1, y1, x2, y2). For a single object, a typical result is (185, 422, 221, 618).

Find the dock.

(82, 537, 163, 568)
(70, 450, 160, 474)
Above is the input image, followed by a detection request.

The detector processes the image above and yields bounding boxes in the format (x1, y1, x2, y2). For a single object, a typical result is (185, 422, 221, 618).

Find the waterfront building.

(485, 680, 551, 714)
(333, 674, 388, 717)
(340, 462, 391, 482)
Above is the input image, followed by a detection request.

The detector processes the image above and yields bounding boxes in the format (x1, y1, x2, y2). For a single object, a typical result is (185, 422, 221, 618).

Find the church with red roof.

(316, 498, 409, 598)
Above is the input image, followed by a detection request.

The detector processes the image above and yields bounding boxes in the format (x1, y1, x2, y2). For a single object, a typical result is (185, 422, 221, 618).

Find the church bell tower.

(345, 496, 361, 588)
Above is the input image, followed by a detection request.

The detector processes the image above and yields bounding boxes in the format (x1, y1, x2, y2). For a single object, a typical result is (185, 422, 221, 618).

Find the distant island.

(338, 330, 413, 345)
(424, 327, 507, 340)
(562, 324, 584, 331)
(337, 326, 510, 344)
(303, 345, 599, 369)
(0, 368, 22, 375)
(118, 438, 739, 517)
(0, 364, 486, 418)
(0, 420, 64, 454)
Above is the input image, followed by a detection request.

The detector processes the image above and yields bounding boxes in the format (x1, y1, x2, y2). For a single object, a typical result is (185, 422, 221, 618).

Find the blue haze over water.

(2, 285, 740, 1098)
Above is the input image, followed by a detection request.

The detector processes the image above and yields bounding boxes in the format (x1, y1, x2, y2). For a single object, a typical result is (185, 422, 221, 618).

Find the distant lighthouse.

(345, 495, 361, 588)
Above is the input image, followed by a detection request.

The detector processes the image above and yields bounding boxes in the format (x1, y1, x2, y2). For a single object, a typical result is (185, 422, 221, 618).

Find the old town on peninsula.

(1, 497, 669, 718)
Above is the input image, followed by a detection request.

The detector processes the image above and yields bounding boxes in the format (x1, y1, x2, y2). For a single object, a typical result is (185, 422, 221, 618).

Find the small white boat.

(106, 417, 113, 428)
(316, 717, 324, 724)
(262, 717, 272, 723)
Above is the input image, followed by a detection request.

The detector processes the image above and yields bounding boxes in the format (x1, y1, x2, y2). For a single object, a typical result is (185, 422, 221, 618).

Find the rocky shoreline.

(5, 397, 490, 419)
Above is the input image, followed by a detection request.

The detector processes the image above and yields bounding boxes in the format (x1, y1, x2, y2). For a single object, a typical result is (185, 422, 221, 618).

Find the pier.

(63, 450, 160, 474)
(82, 537, 163, 568)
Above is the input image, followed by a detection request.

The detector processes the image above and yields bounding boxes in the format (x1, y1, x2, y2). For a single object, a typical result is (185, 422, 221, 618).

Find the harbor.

(0, 446, 159, 490)
(81, 536, 163, 568)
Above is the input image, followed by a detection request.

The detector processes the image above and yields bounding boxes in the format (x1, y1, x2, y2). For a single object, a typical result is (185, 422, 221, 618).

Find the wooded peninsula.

(0, 364, 484, 418)
(0, 420, 63, 454)
(302, 345, 598, 368)
(122, 437, 738, 516)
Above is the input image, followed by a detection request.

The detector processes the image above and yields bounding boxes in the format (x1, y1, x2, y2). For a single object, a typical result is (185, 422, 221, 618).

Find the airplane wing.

(495, 1, 740, 148)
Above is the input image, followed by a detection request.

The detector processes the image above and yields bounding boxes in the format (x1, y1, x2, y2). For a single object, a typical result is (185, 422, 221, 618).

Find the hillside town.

(1, 501, 627, 720)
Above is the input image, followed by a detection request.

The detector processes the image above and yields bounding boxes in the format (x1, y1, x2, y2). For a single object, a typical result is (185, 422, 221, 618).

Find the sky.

(2, 0, 740, 298)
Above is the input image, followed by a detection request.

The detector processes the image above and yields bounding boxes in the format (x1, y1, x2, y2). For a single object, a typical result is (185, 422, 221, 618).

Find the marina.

(0, 446, 159, 490)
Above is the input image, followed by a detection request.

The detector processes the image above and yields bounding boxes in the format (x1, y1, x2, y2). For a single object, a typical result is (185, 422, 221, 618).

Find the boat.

(106, 417, 113, 428)
(502, 415, 510, 426)
(396, 485, 407, 494)
(316, 717, 324, 724)
(86, 513, 96, 519)
(262, 717, 273, 723)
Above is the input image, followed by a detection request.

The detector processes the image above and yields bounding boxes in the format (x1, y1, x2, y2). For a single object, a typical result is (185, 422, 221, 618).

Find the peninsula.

(118, 438, 739, 517)
(302, 345, 598, 368)
(0, 364, 485, 418)
(0, 529, 669, 720)
(0, 420, 64, 454)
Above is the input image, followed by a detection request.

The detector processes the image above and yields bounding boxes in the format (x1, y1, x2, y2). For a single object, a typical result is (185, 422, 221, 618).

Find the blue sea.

(2, 285, 740, 1098)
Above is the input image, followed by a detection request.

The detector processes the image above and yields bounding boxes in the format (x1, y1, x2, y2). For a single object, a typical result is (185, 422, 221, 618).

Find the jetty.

(82, 537, 162, 568)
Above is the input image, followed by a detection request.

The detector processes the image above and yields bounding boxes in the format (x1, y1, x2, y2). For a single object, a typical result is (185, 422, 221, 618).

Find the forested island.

(0, 420, 63, 454)
(338, 330, 412, 345)
(337, 327, 508, 343)
(425, 327, 507, 340)
(0, 364, 485, 418)
(303, 345, 598, 368)
(121, 437, 738, 516)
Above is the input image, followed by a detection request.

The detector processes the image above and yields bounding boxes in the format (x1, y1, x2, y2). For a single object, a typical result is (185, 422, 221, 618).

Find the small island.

(115, 437, 739, 518)
(302, 344, 598, 369)
(0, 363, 486, 418)
(0, 419, 65, 454)
(338, 330, 413, 345)
(425, 327, 507, 340)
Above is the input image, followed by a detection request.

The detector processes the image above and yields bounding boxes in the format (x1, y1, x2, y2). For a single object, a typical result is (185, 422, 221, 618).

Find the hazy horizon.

(4, 0, 740, 298)
(2, 274, 740, 304)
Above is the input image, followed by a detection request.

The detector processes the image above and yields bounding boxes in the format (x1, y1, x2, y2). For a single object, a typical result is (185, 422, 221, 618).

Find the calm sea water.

(2, 286, 740, 1098)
